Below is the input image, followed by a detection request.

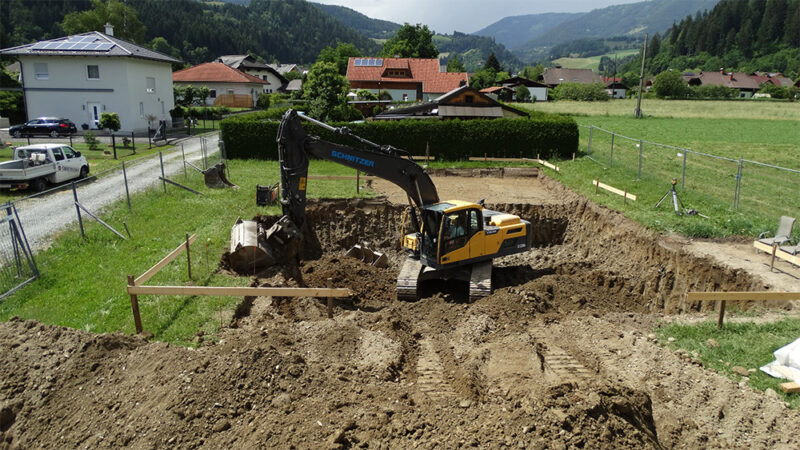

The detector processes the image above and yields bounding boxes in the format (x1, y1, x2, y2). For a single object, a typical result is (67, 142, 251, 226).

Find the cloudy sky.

(312, 0, 644, 34)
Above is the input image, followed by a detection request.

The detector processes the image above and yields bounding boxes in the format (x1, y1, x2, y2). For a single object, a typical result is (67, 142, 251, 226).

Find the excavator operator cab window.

(443, 210, 469, 253)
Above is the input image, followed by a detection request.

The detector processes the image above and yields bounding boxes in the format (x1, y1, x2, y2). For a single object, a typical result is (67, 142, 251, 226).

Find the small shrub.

(98, 112, 121, 131)
(83, 131, 100, 151)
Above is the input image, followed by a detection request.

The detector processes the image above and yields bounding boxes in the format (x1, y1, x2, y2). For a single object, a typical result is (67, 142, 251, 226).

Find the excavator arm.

(276, 109, 438, 227)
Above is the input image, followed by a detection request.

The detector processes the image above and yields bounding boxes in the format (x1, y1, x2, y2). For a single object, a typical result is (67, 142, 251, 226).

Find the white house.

(0, 26, 180, 132)
(216, 55, 288, 94)
(497, 76, 549, 102)
(173, 62, 267, 108)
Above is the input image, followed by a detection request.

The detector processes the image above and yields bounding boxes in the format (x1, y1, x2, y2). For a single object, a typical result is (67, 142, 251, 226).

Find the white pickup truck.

(0, 143, 89, 191)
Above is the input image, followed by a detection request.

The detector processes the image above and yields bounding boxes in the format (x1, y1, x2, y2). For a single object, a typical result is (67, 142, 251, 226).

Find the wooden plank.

(127, 285, 352, 298)
(468, 157, 527, 162)
(780, 382, 800, 394)
(754, 240, 800, 266)
(687, 291, 800, 302)
(592, 180, 637, 201)
(135, 234, 197, 285)
(411, 155, 436, 161)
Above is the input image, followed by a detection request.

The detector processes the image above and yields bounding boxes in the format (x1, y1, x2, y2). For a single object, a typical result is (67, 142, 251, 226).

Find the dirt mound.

(5, 178, 800, 449)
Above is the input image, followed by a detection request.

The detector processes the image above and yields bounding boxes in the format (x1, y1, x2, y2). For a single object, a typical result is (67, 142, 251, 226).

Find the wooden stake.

(624, 189, 628, 205)
(770, 243, 778, 272)
(572, 152, 575, 161)
(425, 142, 430, 163)
(326, 278, 333, 319)
(128, 275, 143, 334)
(717, 300, 726, 329)
(484, 152, 487, 163)
(356, 170, 360, 194)
(186, 233, 192, 280)
(595, 178, 600, 195)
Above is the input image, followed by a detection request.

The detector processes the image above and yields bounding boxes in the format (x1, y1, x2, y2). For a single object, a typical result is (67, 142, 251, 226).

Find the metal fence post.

(181, 144, 187, 178)
(122, 160, 131, 211)
(637, 140, 643, 180)
(72, 182, 85, 238)
(69, 135, 73, 146)
(609, 133, 615, 168)
(681, 150, 687, 190)
(587, 126, 593, 156)
(131, 131, 136, 153)
(159, 151, 166, 193)
(112, 134, 117, 160)
(734, 158, 743, 210)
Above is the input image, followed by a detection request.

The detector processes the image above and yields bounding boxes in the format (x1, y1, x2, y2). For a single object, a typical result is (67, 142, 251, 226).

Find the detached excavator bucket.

(203, 161, 238, 189)
(229, 218, 275, 274)
(345, 244, 389, 268)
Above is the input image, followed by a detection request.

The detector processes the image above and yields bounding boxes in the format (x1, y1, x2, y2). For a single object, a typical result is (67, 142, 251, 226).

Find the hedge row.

(219, 110, 578, 161)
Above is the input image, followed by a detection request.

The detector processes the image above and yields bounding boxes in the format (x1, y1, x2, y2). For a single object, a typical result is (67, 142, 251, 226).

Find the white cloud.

(313, 0, 644, 34)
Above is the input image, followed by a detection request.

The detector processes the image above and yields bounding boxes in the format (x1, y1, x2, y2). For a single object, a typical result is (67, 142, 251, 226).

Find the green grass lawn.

(551, 48, 639, 71)
(658, 319, 800, 408)
(507, 100, 800, 239)
(0, 159, 372, 345)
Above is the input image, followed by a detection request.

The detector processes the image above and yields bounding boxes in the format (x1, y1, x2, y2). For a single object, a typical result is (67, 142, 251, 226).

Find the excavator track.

(396, 256, 424, 301)
(468, 260, 492, 301)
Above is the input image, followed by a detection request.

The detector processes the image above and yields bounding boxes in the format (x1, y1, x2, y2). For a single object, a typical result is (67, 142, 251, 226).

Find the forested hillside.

(472, 13, 577, 49)
(512, 0, 720, 62)
(614, 0, 800, 84)
(434, 32, 522, 72)
(310, 2, 400, 39)
(1, 0, 380, 64)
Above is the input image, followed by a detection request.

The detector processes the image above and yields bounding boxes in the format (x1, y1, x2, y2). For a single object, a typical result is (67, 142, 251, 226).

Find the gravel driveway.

(11, 133, 219, 252)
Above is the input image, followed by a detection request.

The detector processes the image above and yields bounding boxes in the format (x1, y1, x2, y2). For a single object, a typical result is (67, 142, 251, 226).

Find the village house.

(173, 62, 267, 108)
(683, 71, 760, 98)
(375, 85, 528, 120)
(497, 76, 549, 102)
(346, 57, 469, 102)
(216, 54, 288, 93)
(0, 25, 180, 132)
(541, 68, 603, 88)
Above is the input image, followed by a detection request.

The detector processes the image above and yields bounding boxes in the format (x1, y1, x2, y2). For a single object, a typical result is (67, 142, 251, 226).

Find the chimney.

(104, 23, 114, 36)
(729, 74, 733, 81)
(719, 68, 724, 74)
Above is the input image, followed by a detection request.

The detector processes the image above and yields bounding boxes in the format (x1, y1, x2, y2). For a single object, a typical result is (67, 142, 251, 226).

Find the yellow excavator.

(272, 109, 531, 301)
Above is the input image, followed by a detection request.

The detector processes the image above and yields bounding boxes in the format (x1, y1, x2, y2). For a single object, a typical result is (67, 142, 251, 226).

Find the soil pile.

(1, 183, 798, 448)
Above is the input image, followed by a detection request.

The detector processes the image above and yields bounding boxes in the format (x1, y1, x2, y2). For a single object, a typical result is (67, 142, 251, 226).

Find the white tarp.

(760, 337, 800, 382)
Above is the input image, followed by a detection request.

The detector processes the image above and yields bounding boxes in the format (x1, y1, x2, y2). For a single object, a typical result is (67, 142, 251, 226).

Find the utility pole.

(634, 33, 648, 118)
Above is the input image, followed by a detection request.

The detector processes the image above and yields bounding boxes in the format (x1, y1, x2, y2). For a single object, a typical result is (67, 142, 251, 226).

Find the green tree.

(484, 52, 502, 72)
(379, 23, 438, 58)
(303, 61, 350, 121)
(284, 70, 303, 81)
(651, 70, 689, 99)
(446, 55, 466, 72)
(495, 71, 510, 83)
(98, 112, 120, 131)
(356, 89, 377, 100)
(468, 69, 497, 90)
(520, 65, 544, 81)
(514, 85, 531, 102)
(317, 43, 361, 75)
(62, 0, 146, 43)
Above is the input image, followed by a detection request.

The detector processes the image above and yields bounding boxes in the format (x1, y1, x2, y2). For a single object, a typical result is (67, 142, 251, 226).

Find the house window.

(464, 95, 474, 104)
(227, 89, 234, 95)
(146, 77, 156, 93)
(34, 63, 49, 80)
(263, 75, 268, 81)
(210, 90, 216, 98)
(87, 65, 100, 80)
(139, 102, 144, 116)
(402, 93, 408, 101)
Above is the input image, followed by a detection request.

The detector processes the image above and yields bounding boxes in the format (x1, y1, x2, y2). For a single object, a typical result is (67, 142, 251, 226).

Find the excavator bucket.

(203, 161, 238, 189)
(345, 244, 389, 268)
(229, 218, 275, 274)
(256, 183, 280, 206)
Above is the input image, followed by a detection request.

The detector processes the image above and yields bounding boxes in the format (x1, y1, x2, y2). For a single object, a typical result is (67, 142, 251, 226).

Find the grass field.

(510, 100, 800, 239)
(515, 98, 800, 121)
(0, 159, 372, 345)
(551, 48, 639, 71)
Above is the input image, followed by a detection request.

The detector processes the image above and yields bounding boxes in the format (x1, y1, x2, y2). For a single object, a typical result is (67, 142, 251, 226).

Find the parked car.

(9, 117, 78, 138)
(0, 144, 89, 191)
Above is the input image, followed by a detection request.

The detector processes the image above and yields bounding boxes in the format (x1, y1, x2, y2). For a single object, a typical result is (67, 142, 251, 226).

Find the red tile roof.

(480, 86, 505, 93)
(684, 71, 759, 90)
(173, 62, 267, 84)
(346, 57, 469, 94)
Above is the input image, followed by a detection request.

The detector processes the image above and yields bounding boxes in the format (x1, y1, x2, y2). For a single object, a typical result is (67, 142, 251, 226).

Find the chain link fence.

(0, 134, 222, 299)
(583, 125, 800, 220)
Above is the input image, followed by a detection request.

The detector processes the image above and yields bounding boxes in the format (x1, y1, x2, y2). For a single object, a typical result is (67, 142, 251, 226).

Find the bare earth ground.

(2, 172, 800, 449)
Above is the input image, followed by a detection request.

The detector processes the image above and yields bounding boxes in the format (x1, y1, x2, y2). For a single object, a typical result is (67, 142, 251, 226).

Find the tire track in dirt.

(415, 337, 455, 401)
(530, 326, 595, 383)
